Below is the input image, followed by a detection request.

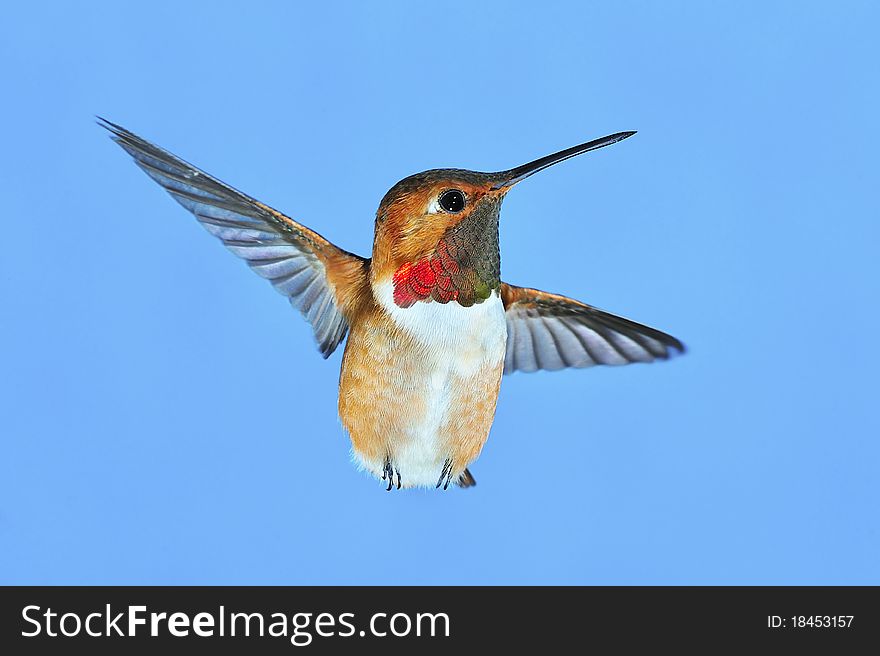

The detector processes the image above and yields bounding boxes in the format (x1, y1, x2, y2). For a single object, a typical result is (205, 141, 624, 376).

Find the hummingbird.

(100, 118, 684, 490)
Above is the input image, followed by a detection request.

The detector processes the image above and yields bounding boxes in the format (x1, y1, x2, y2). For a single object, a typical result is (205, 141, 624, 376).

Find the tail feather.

(458, 469, 477, 488)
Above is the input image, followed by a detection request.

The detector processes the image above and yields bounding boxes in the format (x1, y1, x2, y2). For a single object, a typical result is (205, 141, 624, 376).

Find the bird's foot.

(436, 459, 454, 490)
(382, 457, 401, 491)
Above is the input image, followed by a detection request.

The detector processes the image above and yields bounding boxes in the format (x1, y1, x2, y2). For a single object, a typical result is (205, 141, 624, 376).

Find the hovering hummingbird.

(100, 118, 684, 490)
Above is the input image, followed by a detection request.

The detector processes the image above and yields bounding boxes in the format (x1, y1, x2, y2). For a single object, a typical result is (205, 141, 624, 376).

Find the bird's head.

(371, 132, 636, 308)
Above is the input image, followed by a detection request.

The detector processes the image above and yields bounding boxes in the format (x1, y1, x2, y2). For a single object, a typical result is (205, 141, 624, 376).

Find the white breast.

(366, 280, 507, 486)
(374, 280, 507, 376)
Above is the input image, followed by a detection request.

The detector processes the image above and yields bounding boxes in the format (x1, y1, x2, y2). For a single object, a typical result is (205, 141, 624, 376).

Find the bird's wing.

(100, 118, 368, 357)
(500, 283, 685, 374)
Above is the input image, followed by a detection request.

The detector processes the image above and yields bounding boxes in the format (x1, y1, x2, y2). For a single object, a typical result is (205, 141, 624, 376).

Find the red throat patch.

(391, 194, 501, 308)
(392, 241, 462, 308)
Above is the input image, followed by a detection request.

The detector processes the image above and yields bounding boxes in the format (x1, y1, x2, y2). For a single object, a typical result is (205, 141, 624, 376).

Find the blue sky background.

(1, 2, 878, 584)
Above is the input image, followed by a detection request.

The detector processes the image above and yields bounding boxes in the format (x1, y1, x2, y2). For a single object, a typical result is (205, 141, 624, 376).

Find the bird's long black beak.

(491, 131, 636, 190)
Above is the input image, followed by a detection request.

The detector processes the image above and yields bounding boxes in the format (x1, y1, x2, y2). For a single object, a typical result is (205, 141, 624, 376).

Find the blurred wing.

(100, 118, 368, 357)
(500, 283, 685, 374)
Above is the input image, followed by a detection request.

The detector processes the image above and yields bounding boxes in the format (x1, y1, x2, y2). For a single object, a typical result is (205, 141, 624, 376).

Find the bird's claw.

(383, 457, 401, 491)
(436, 459, 454, 490)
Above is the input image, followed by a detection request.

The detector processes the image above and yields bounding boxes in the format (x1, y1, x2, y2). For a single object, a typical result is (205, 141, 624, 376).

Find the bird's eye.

(438, 189, 465, 213)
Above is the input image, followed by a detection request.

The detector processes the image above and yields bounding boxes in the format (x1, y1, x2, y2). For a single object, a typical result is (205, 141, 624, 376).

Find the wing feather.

(500, 283, 684, 374)
(100, 118, 368, 357)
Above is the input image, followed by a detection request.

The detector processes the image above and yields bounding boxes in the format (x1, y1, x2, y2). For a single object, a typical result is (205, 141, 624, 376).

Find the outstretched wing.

(500, 283, 685, 374)
(100, 118, 368, 357)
